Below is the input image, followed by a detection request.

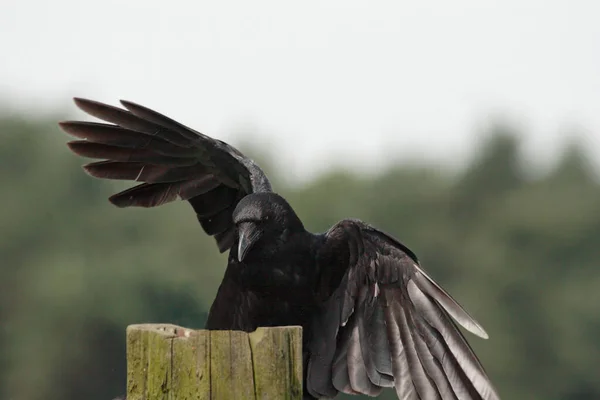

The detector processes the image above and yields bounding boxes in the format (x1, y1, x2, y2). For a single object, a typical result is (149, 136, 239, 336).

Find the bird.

(59, 97, 500, 400)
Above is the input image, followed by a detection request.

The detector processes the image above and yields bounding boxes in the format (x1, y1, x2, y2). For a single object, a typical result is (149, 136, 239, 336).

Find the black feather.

(188, 186, 239, 217)
(120, 99, 206, 142)
(73, 97, 192, 146)
(59, 121, 198, 157)
(84, 161, 210, 183)
(67, 141, 197, 165)
(109, 182, 179, 208)
(346, 287, 383, 395)
(214, 228, 236, 253)
(83, 161, 145, 180)
(198, 205, 235, 235)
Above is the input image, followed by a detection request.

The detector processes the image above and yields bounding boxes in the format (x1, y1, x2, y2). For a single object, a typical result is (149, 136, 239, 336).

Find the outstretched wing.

(59, 98, 272, 252)
(307, 219, 500, 400)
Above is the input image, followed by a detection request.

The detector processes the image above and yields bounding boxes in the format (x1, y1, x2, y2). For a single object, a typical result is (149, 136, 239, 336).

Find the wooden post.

(125, 324, 303, 400)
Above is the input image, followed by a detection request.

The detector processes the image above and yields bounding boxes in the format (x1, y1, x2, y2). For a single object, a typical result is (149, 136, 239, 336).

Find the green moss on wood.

(249, 326, 303, 400)
(125, 324, 303, 399)
(125, 325, 145, 399)
(171, 330, 210, 399)
(125, 324, 179, 400)
(145, 327, 173, 400)
(209, 330, 255, 399)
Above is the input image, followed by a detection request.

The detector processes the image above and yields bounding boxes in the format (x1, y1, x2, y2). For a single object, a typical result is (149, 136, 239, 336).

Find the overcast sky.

(2, 0, 599, 181)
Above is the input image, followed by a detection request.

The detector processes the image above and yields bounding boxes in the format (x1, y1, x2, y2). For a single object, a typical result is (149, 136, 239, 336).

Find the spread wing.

(59, 98, 272, 253)
(308, 219, 500, 400)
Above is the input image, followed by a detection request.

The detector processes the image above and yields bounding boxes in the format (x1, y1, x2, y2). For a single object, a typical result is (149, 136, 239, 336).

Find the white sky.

(1, 0, 599, 181)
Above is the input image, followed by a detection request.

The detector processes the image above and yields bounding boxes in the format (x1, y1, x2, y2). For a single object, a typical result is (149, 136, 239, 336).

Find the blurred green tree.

(0, 110, 598, 400)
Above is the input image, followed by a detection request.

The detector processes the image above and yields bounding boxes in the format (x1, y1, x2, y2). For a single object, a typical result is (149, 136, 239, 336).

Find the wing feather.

(120, 99, 207, 142)
(394, 295, 442, 400)
(406, 285, 458, 399)
(331, 316, 361, 395)
(408, 279, 498, 399)
(347, 286, 384, 395)
(311, 219, 500, 399)
(60, 97, 272, 253)
(415, 312, 481, 399)
(383, 297, 419, 400)
(413, 267, 489, 339)
(360, 293, 394, 387)
(306, 284, 344, 398)
(73, 97, 192, 146)
(59, 121, 198, 156)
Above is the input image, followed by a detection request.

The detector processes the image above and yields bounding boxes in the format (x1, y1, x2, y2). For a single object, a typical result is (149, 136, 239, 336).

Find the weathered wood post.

(125, 324, 303, 400)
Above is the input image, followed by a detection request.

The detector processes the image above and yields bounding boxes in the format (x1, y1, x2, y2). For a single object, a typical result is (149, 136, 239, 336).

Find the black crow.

(60, 98, 500, 400)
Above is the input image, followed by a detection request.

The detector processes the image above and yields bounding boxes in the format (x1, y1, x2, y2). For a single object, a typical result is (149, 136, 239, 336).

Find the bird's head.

(232, 192, 304, 262)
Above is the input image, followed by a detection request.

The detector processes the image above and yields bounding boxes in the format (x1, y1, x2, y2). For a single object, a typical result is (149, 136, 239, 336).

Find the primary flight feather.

(60, 97, 500, 400)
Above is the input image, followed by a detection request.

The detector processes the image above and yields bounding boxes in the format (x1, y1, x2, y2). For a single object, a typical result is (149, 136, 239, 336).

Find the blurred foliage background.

(1, 107, 599, 400)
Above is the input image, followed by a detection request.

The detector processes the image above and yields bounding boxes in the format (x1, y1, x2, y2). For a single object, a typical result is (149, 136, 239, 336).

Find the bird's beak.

(237, 223, 262, 262)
